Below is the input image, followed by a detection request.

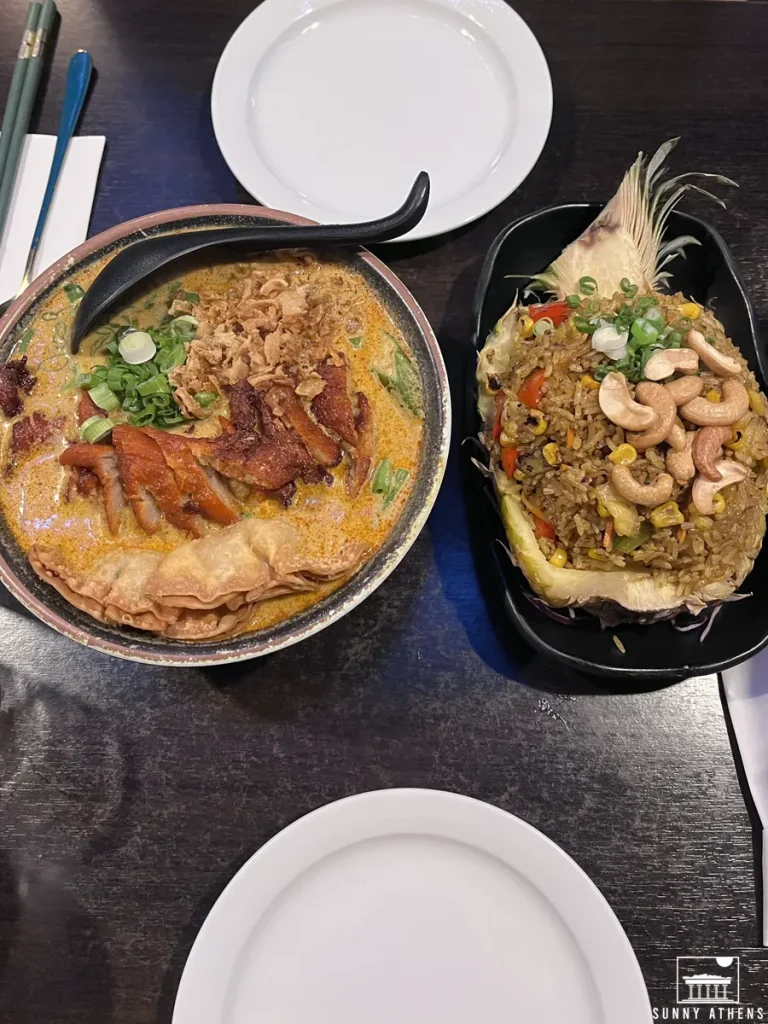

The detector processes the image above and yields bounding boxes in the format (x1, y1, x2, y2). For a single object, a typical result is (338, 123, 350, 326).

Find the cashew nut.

(626, 381, 677, 451)
(598, 372, 657, 430)
(666, 432, 696, 484)
(666, 419, 687, 451)
(680, 378, 750, 427)
(610, 464, 674, 506)
(665, 376, 704, 406)
(691, 460, 749, 515)
(644, 348, 699, 381)
(692, 426, 733, 481)
(685, 329, 742, 377)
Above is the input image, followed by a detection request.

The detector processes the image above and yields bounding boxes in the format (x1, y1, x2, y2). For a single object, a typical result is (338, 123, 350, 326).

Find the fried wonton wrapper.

(29, 519, 366, 640)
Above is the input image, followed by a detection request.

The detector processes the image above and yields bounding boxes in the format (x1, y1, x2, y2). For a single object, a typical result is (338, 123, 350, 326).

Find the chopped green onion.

(63, 282, 84, 303)
(106, 367, 127, 390)
(633, 296, 658, 315)
(155, 343, 187, 374)
(620, 278, 638, 299)
(644, 305, 665, 325)
(349, 336, 363, 348)
(168, 315, 198, 340)
(705, 335, 716, 346)
(184, 291, 199, 303)
(375, 341, 423, 418)
(383, 468, 409, 508)
(118, 330, 157, 365)
(137, 375, 171, 397)
(630, 318, 660, 348)
(372, 458, 393, 496)
(128, 406, 157, 427)
(676, 316, 693, 332)
(88, 382, 121, 412)
(392, 344, 423, 417)
(79, 415, 114, 443)
(194, 391, 218, 407)
(578, 276, 597, 296)
(593, 364, 611, 382)
(587, 299, 600, 314)
(640, 347, 660, 373)
(17, 328, 35, 353)
(572, 317, 599, 335)
(533, 317, 554, 337)
(565, 295, 581, 308)
(666, 331, 682, 348)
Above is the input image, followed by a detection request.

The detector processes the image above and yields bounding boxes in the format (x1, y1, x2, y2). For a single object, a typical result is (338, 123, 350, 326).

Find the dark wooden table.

(2, 0, 768, 1019)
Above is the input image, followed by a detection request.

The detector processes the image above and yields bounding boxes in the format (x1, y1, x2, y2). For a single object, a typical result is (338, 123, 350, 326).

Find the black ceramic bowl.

(468, 204, 768, 681)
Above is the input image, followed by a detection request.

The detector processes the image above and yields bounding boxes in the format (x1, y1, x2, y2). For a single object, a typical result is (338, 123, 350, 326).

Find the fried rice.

(478, 292, 768, 599)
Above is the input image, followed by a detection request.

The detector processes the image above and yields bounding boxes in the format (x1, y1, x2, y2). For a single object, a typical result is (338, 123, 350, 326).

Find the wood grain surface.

(2, 0, 768, 1019)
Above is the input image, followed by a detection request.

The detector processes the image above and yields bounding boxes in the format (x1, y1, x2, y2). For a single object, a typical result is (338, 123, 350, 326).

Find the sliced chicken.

(190, 386, 325, 494)
(228, 379, 260, 431)
(265, 384, 341, 468)
(144, 427, 239, 526)
(0, 356, 36, 418)
(59, 443, 125, 534)
(312, 357, 358, 446)
(346, 392, 374, 497)
(77, 390, 105, 425)
(112, 425, 202, 536)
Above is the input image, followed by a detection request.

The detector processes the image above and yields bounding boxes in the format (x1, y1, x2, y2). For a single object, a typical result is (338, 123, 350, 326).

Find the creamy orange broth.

(0, 254, 423, 637)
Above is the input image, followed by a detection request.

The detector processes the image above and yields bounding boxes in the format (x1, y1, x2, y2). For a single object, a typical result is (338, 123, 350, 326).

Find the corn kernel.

(608, 443, 637, 466)
(531, 417, 548, 436)
(580, 375, 600, 391)
(692, 515, 711, 531)
(521, 315, 534, 339)
(712, 492, 726, 515)
(549, 547, 567, 568)
(596, 500, 611, 518)
(680, 302, 701, 321)
(513, 469, 525, 481)
(500, 431, 516, 448)
(542, 443, 560, 466)
(749, 389, 765, 416)
(587, 548, 605, 560)
(650, 501, 685, 529)
(706, 389, 721, 404)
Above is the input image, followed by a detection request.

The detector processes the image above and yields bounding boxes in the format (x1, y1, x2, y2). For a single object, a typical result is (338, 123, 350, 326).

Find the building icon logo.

(676, 956, 740, 1005)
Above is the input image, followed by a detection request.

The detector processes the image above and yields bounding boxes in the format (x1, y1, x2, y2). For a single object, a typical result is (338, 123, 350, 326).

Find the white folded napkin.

(0, 133, 105, 304)
(722, 650, 768, 944)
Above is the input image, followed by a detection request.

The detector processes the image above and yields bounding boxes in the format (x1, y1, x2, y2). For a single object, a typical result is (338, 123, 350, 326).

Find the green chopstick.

(0, 0, 58, 247)
(0, 4, 41, 188)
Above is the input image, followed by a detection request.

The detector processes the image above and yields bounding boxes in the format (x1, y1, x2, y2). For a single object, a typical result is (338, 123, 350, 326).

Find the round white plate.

(172, 789, 651, 1024)
(211, 0, 552, 241)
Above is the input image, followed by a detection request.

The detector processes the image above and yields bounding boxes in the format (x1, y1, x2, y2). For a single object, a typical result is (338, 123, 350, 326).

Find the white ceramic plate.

(172, 789, 651, 1024)
(211, 0, 552, 241)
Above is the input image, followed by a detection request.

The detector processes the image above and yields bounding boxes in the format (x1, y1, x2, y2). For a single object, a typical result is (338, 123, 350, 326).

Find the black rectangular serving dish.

(467, 204, 768, 681)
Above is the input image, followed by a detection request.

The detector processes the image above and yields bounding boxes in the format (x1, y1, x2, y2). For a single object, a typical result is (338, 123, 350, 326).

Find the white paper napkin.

(722, 650, 768, 944)
(0, 133, 105, 304)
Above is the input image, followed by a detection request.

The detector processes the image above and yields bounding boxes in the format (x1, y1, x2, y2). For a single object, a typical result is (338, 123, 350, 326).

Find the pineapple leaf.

(527, 140, 737, 299)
